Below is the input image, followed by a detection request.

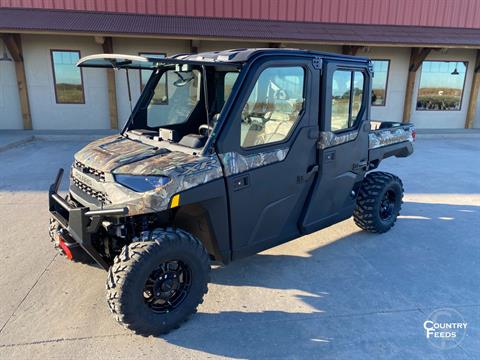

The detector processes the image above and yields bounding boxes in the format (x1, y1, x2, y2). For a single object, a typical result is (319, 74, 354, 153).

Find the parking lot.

(0, 136, 479, 359)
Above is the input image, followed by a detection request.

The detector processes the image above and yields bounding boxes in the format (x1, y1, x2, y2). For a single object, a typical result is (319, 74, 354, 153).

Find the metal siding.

(3, 7, 480, 47)
(1, 0, 480, 28)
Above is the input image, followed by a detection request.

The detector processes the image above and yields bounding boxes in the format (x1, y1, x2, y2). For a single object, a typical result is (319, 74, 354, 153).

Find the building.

(1, 0, 480, 130)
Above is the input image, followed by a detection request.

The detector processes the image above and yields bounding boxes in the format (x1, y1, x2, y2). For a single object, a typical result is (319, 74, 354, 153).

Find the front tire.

(353, 171, 404, 233)
(106, 228, 210, 336)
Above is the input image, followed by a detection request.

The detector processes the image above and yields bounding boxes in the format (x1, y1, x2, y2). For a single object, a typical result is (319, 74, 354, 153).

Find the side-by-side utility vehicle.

(49, 49, 414, 335)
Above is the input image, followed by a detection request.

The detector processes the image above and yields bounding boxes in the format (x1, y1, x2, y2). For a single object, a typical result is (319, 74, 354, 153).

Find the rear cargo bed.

(368, 122, 415, 166)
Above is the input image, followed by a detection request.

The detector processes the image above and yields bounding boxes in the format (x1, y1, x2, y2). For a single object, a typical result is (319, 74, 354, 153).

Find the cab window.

(240, 66, 305, 148)
(224, 72, 239, 102)
(147, 69, 201, 127)
(331, 70, 365, 132)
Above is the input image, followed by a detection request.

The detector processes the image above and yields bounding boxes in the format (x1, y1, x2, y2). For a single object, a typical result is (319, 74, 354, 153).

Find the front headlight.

(114, 174, 171, 192)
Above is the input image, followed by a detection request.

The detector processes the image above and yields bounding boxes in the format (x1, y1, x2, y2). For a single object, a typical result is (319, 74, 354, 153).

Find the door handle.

(232, 174, 250, 191)
(324, 150, 335, 162)
(297, 165, 319, 183)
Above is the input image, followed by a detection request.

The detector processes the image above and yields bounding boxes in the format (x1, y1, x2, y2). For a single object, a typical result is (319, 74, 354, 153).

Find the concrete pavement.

(0, 137, 479, 359)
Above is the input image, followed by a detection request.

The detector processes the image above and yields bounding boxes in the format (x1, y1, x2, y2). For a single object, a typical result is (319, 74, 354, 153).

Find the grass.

(56, 83, 84, 103)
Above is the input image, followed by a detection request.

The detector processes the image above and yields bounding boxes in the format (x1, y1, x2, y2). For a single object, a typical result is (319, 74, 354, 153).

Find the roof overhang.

(2, 8, 480, 48)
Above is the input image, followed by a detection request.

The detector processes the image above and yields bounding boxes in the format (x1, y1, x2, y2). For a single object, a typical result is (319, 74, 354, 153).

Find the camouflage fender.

(368, 127, 414, 149)
(317, 130, 358, 149)
(219, 148, 289, 176)
(105, 153, 223, 215)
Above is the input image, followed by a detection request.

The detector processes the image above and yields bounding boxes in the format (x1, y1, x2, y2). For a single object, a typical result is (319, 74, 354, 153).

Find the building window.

(371, 60, 390, 106)
(416, 61, 468, 111)
(240, 66, 305, 148)
(331, 70, 365, 132)
(139, 52, 167, 105)
(50, 50, 84, 104)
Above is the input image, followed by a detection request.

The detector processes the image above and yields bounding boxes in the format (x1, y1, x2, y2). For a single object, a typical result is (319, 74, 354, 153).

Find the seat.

(178, 134, 207, 148)
(255, 99, 303, 145)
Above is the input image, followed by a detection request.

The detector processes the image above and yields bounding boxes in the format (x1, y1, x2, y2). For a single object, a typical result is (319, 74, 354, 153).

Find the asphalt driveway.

(0, 137, 479, 359)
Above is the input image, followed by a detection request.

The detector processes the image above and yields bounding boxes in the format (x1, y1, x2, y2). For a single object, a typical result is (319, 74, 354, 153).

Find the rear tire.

(353, 171, 404, 233)
(106, 228, 210, 336)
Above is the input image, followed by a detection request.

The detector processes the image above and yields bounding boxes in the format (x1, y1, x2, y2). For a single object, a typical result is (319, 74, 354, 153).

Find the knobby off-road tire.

(353, 171, 404, 233)
(106, 228, 210, 336)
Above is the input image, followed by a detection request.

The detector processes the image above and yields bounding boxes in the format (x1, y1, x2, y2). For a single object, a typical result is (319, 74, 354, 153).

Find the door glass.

(331, 70, 351, 131)
(352, 71, 365, 122)
(240, 66, 304, 148)
(331, 69, 365, 131)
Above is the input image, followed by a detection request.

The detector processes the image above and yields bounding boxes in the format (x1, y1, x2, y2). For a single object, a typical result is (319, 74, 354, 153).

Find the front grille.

(71, 176, 111, 205)
(74, 160, 105, 182)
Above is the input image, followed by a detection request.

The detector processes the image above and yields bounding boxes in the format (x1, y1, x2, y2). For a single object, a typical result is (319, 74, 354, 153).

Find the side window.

(224, 72, 239, 102)
(331, 70, 365, 132)
(240, 66, 305, 148)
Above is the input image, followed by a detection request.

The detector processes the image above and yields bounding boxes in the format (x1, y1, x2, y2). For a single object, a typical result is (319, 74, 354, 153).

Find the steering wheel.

(198, 124, 213, 136)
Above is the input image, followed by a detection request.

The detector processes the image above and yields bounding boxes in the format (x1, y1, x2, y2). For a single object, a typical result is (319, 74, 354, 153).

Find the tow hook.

(54, 231, 73, 260)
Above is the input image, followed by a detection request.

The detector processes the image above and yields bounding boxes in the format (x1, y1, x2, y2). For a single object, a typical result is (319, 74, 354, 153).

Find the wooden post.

(190, 40, 200, 53)
(342, 45, 361, 56)
(2, 34, 32, 130)
(465, 50, 480, 129)
(402, 47, 432, 123)
(100, 36, 119, 130)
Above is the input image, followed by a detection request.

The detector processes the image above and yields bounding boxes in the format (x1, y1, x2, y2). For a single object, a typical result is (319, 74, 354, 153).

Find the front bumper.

(48, 168, 128, 269)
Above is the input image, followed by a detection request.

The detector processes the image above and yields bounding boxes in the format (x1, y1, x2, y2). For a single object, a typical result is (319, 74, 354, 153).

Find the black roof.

(77, 48, 371, 70)
(169, 48, 370, 65)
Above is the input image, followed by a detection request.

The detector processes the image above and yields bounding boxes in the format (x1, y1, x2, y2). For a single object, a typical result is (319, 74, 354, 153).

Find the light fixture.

(0, 43, 12, 62)
(451, 62, 459, 75)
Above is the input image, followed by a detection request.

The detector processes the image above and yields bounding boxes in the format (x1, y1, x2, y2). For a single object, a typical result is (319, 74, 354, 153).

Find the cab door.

(216, 58, 319, 259)
(300, 60, 371, 233)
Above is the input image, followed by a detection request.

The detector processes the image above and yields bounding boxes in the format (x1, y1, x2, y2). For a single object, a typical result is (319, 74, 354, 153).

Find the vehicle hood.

(74, 135, 165, 173)
(74, 135, 217, 177)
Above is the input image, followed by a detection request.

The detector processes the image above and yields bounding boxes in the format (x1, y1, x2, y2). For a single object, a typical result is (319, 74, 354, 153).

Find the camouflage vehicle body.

(48, 48, 414, 335)
(49, 48, 414, 270)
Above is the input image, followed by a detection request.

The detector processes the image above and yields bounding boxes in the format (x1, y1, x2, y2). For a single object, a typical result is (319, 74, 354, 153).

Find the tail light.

(412, 128, 416, 141)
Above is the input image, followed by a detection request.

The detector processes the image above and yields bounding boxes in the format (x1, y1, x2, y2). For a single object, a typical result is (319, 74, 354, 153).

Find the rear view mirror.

(173, 71, 194, 87)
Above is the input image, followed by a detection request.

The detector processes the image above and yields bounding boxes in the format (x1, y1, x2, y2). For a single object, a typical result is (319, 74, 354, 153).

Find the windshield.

(126, 65, 240, 149)
(146, 69, 202, 128)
